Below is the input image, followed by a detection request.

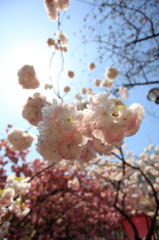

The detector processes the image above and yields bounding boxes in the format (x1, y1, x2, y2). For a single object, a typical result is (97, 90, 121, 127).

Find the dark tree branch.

(113, 147, 159, 240)
(113, 181, 142, 240)
(29, 162, 55, 182)
(123, 80, 159, 88)
(126, 33, 159, 46)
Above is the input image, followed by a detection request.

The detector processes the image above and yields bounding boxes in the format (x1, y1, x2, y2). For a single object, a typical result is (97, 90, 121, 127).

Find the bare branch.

(126, 33, 159, 46)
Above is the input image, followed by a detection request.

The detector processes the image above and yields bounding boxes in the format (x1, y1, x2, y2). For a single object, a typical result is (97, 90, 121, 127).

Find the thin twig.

(28, 162, 55, 182)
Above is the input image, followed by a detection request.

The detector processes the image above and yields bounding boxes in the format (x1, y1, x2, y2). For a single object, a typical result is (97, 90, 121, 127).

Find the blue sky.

(0, 1, 158, 161)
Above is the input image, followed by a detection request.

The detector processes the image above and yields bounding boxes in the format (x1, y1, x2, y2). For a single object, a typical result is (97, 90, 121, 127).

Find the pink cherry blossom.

(22, 92, 51, 126)
(18, 65, 40, 89)
(8, 129, 34, 151)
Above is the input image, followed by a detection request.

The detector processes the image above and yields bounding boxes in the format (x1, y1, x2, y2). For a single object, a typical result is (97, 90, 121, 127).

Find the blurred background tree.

(74, 0, 159, 93)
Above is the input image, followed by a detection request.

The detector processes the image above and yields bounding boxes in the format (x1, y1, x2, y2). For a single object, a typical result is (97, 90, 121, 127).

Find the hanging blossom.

(57, 31, 68, 45)
(37, 93, 144, 163)
(89, 62, 96, 71)
(22, 92, 51, 126)
(105, 67, 119, 80)
(44, 0, 70, 21)
(101, 78, 113, 89)
(68, 70, 74, 78)
(44, 83, 53, 90)
(8, 129, 34, 151)
(118, 86, 129, 99)
(17, 65, 40, 89)
(101, 67, 119, 89)
(47, 31, 68, 52)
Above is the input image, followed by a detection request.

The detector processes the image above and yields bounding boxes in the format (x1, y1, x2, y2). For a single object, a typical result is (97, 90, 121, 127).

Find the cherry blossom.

(57, 31, 68, 45)
(17, 65, 40, 89)
(68, 70, 74, 78)
(22, 92, 51, 126)
(44, 0, 70, 21)
(118, 86, 129, 99)
(8, 129, 34, 151)
(37, 100, 88, 161)
(44, 0, 58, 21)
(105, 67, 119, 80)
(89, 62, 96, 70)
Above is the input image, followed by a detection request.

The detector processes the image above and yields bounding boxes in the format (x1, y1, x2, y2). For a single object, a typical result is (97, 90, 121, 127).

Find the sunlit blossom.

(68, 70, 74, 78)
(8, 129, 34, 151)
(57, 31, 68, 45)
(18, 65, 40, 89)
(22, 92, 51, 126)
(105, 67, 119, 80)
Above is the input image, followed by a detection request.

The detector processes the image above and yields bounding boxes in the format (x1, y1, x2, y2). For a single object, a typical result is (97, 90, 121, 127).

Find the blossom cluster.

(118, 86, 129, 99)
(44, 0, 70, 21)
(18, 65, 40, 89)
(37, 93, 144, 163)
(102, 67, 119, 89)
(8, 129, 34, 151)
(47, 31, 68, 52)
(22, 92, 51, 126)
(0, 176, 31, 238)
(105, 67, 119, 80)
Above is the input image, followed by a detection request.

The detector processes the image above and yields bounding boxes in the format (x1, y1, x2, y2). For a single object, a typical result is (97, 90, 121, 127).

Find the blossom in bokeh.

(57, 31, 68, 45)
(118, 87, 128, 99)
(44, 0, 58, 20)
(64, 86, 70, 93)
(57, 0, 70, 11)
(22, 93, 51, 126)
(44, 0, 70, 21)
(8, 129, 34, 151)
(101, 79, 113, 88)
(87, 88, 93, 95)
(81, 88, 87, 95)
(94, 79, 101, 87)
(47, 38, 56, 46)
(105, 67, 119, 80)
(75, 100, 88, 110)
(18, 65, 40, 89)
(44, 83, 53, 90)
(75, 93, 82, 101)
(89, 62, 96, 71)
(68, 70, 74, 78)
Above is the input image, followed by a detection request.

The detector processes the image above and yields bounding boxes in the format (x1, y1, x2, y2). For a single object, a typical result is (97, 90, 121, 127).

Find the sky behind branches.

(0, 0, 158, 160)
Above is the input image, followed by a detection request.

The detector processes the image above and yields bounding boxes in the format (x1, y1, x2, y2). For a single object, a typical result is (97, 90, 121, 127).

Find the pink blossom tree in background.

(0, 1, 159, 240)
